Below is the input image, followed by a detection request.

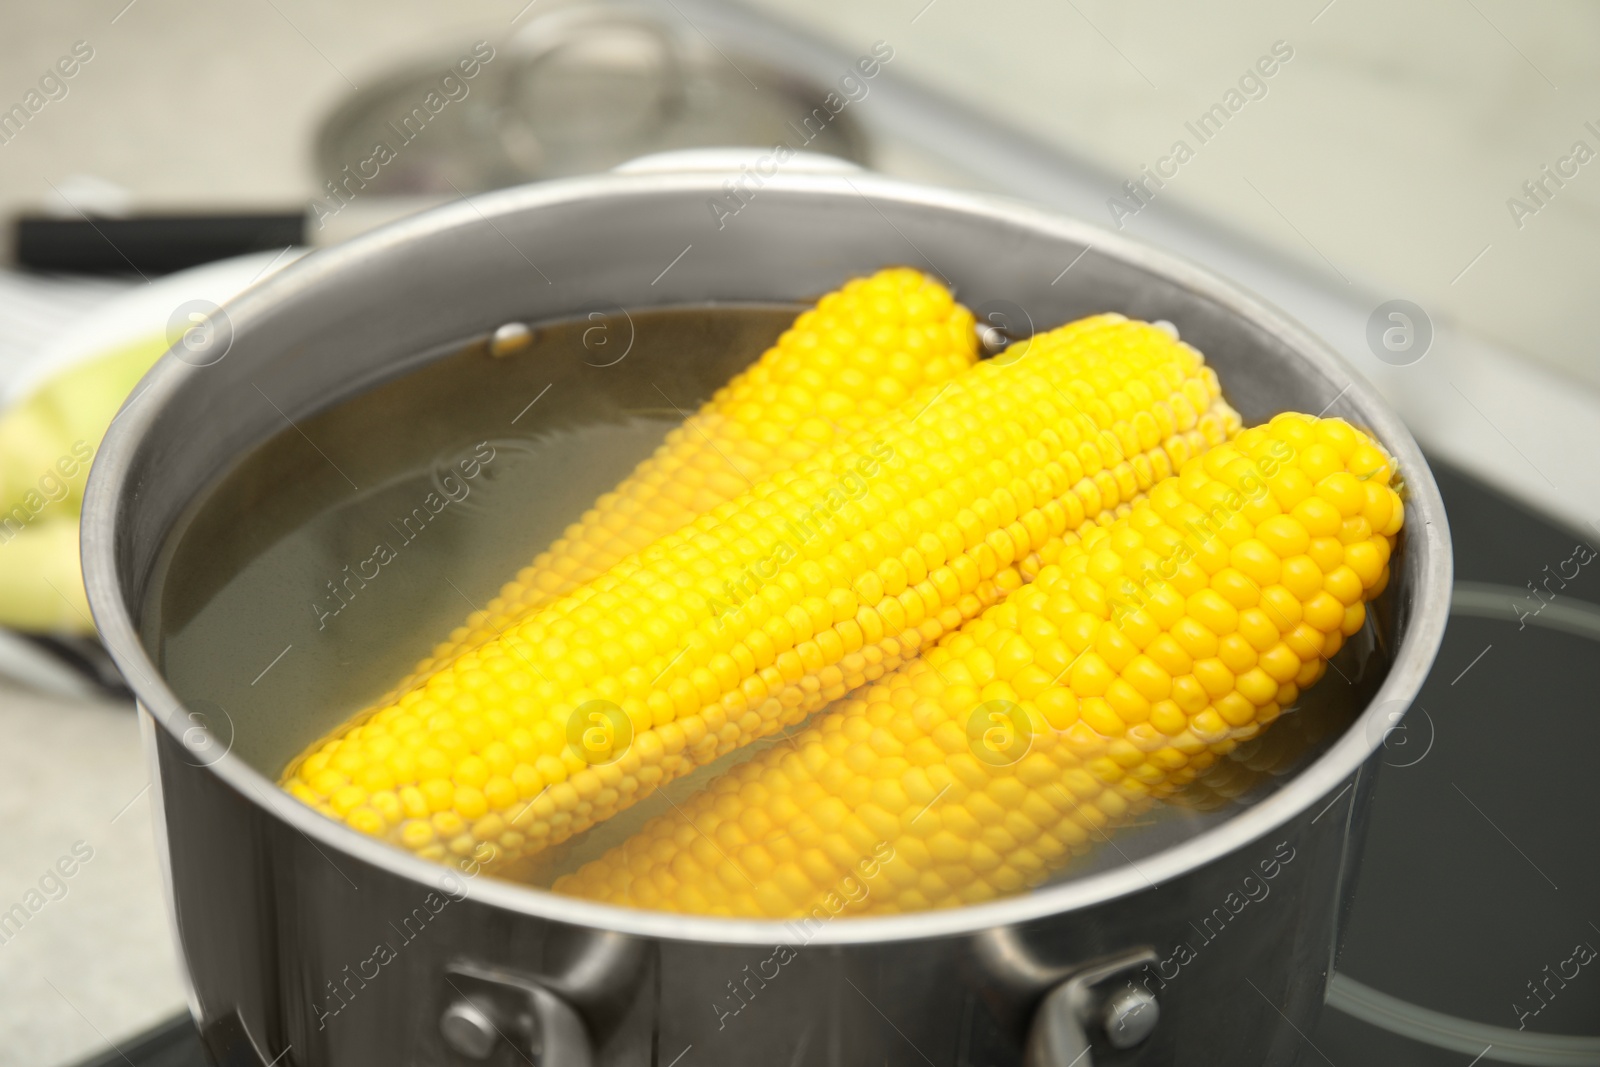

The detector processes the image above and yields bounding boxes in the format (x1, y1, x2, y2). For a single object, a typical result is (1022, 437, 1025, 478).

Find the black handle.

(14, 212, 304, 275)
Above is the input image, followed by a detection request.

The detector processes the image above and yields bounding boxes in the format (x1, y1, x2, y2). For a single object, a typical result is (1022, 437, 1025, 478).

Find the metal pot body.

(154, 718, 1380, 1067)
(85, 160, 1451, 1067)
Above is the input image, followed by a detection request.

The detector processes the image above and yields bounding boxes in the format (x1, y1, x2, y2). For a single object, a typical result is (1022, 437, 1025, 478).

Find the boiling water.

(150, 304, 1386, 896)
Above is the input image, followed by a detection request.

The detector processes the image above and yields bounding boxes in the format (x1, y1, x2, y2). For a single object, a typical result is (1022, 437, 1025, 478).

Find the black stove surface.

(1312, 462, 1600, 1065)
(76, 461, 1600, 1067)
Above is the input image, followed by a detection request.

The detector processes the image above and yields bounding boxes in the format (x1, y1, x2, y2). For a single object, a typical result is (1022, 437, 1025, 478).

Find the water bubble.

(489, 322, 532, 357)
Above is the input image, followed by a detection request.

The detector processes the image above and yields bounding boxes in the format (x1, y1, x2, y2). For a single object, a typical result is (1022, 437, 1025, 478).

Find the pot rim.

(81, 165, 1453, 947)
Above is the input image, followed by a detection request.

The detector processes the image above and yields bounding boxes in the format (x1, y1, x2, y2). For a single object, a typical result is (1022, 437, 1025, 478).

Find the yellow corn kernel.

(282, 314, 1240, 870)
(553, 414, 1401, 916)
(1169, 688, 1349, 811)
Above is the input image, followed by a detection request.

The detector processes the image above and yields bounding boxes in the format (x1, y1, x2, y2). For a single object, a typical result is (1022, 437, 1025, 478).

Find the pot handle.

(440, 963, 594, 1066)
(1023, 948, 1160, 1067)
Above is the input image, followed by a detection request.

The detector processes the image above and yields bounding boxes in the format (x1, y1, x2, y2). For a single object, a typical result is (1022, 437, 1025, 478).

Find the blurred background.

(2, 2, 1597, 1065)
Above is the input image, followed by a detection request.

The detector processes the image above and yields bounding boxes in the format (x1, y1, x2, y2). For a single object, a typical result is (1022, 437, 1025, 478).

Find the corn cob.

(281, 314, 1239, 872)
(554, 414, 1401, 916)
(399, 268, 979, 689)
(1167, 693, 1347, 812)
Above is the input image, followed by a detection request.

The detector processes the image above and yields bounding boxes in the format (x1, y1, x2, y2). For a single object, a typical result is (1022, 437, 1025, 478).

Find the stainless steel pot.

(82, 154, 1452, 1067)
